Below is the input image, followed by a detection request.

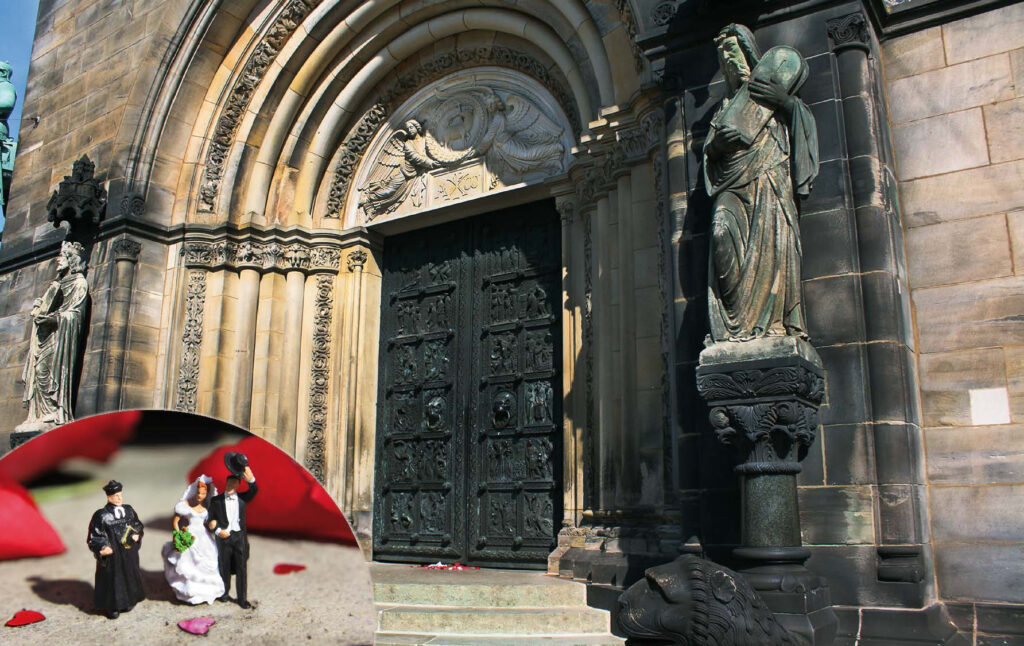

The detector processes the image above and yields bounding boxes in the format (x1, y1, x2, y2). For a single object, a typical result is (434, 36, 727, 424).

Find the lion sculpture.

(618, 555, 797, 646)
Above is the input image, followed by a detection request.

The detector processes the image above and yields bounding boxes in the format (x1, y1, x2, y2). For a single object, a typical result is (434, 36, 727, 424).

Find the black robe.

(87, 503, 145, 611)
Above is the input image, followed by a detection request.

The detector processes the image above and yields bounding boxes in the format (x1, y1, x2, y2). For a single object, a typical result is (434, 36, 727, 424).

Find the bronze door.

(373, 202, 562, 568)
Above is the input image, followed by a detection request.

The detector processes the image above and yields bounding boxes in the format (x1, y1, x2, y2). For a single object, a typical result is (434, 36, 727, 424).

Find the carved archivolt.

(198, 0, 320, 212)
(344, 70, 575, 225)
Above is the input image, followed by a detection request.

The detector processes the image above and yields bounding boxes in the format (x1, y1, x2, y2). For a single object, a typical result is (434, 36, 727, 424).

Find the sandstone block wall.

(0, 0, 187, 426)
(883, 2, 1024, 605)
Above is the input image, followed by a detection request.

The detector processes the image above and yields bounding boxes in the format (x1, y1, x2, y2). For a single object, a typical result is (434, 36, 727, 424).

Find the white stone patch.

(969, 387, 1011, 425)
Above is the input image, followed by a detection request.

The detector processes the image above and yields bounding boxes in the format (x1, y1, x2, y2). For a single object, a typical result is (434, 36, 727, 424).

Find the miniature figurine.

(86, 480, 145, 619)
(162, 474, 225, 604)
(208, 453, 258, 609)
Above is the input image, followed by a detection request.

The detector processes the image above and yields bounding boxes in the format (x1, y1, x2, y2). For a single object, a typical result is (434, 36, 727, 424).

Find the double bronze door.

(373, 202, 562, 568)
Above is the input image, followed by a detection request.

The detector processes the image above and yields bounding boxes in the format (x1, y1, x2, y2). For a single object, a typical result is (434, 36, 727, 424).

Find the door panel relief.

(374, 202, 561, 567)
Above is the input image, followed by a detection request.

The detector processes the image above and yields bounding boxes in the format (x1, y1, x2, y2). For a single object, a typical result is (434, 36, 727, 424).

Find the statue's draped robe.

(87, 503, 145, 611)
(704, 87, 818, 342)
(22, 272, 88, 424)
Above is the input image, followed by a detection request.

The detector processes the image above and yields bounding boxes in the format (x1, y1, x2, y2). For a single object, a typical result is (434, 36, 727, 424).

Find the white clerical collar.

(112, 505, 125, 519)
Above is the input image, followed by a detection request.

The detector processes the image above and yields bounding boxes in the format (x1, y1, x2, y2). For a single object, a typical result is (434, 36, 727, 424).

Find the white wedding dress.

(162, 478, 225, 604)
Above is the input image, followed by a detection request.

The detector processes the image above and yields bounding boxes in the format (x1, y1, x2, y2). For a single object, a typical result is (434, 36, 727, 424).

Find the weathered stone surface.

(984, 96, 1024, 164)
(912, 276, 1024, 353)
(1005, 345, 1024, 423)
(887, 54, 1014, 124)
(925, 425, 1024, 484)
(799, 486, 875, 545)
(942, 3, 1024, 65)
(882, 26, 945, 81)
(931, 484, 1024, 543)
(906, 214, 1013, 289)
(899, 160, 1024, 227)
(920, 348, 1007, 427)
(893, 109, 989, 180)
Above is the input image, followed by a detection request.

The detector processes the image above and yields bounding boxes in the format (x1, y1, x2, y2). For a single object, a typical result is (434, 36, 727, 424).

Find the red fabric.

(0, 411, 142, 483)
(0, 472, 65, 560)
(187, 436, 356, 545)
(5, 610, 46, 627)
(273, 563, 307, 575)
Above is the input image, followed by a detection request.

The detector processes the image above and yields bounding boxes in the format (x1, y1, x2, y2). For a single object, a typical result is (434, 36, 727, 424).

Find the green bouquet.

(172, 527, 195, 553)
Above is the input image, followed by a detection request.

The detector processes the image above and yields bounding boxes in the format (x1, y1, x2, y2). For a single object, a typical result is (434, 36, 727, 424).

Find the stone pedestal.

(697, 336, 837, 646)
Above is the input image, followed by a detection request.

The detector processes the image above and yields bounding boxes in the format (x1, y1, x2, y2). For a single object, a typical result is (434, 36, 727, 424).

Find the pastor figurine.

(86, 480, 145, 619)
(704, 24, 819, 344)
(208, 452, 258, 609)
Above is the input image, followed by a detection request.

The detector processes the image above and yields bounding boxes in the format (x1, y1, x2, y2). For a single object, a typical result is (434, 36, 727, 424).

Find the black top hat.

(224, 452, 249, 478)
(103, 480, 123, 495)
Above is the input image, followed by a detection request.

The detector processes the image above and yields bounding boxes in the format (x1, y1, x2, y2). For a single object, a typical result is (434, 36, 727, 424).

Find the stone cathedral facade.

(1, 0, 1022, 643)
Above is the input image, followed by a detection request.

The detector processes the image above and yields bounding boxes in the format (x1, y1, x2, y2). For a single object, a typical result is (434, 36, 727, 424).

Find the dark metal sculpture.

(46, 154, 107, 240)
(618, 555, 796, 645)
(704, 24, 818, 343)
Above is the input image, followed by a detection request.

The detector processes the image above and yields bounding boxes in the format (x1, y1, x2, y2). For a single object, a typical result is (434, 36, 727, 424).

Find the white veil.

(180, 474, 217, 505)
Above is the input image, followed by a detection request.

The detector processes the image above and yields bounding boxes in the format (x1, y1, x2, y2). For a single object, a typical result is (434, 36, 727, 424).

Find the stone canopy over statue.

(704, 24, 819, 344)
(16, 241, 91, 434)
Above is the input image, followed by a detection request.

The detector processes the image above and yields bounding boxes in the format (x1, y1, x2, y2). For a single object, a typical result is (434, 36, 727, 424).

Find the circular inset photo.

(0, 411, 374, 645)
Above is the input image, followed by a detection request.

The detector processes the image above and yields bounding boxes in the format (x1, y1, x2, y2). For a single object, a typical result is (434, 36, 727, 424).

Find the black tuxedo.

(208, 480, 257, 604)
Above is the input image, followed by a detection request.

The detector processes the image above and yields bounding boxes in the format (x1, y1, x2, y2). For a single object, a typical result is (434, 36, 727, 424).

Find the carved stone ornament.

(16, 241, 91, 434)
(111, 237, 142, 263)
(704, 24, 819, 344)
(618, 555, 797, 645)
(47, 155, 107, 236)
(348, 72, 574, 224)
(827, 12, 870, 50)
(325, 47, 581, 217)
(697, 338, 824, 473)
(175, 270, 207, 413)
(181, 239, 341, 273)
(199, 0, 320, 212)
(306, 273, 334, 483)
(346, 249, 368, 271)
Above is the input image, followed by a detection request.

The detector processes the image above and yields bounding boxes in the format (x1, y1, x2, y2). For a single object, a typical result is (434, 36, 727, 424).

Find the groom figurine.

(208, 452, 257, 609)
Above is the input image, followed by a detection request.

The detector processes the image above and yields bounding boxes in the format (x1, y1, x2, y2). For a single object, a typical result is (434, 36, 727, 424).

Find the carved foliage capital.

(697, 364, 824, 471)
(111, 237, 142, 263)
(827, 12, 870, 51)
(181, 239, 341, 273)
(347, 249, 368, 271)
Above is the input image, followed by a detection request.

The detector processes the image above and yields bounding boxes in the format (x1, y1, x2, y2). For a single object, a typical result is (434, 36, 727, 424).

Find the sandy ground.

(0, 442, 375, 646)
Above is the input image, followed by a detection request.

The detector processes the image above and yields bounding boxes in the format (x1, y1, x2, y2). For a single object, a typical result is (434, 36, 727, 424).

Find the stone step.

(377, 606, 612, 635)
(375, 633, 625, 645)
(372, 565, 589, 608)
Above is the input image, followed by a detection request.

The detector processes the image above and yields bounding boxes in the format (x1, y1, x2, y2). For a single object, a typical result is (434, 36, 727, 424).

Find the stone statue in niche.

(704, 24, 819, 344)
(357, 87, 566, 220)
(16, 241, 91, 433)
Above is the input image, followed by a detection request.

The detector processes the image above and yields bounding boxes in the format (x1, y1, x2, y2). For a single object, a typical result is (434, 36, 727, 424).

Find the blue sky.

(1, 0, 41, 141)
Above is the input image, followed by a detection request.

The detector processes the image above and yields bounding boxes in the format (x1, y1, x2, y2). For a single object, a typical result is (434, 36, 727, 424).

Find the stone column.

(233, 266, 261, 427)
(97, 236, 141, 412)
(828, 11, 929, 592)
(696, 337, 835, 644)
(276, 264, 306, 451)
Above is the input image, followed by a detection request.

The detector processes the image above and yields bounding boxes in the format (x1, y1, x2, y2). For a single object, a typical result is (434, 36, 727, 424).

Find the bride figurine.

(162, 475, 225, 604)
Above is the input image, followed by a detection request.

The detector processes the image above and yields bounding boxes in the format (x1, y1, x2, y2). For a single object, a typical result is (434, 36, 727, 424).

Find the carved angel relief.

(357, 87, 568, 221)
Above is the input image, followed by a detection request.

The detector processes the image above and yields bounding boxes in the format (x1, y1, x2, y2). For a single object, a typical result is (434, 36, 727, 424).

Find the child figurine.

(208, 452, 258, 609)
(87, 480, 145, 619)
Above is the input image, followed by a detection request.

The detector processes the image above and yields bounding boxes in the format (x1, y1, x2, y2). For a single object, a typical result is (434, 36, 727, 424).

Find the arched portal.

(126, 0, 672, 562)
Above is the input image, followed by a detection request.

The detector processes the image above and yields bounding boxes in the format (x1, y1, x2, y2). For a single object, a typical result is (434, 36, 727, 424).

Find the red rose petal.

(6, 610, 45, 627)
(273, 563, 307, 574)
(178, 617, 216, 635)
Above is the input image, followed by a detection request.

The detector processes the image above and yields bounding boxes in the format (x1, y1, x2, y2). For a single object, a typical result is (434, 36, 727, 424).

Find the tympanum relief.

(351, 73, 574, 224)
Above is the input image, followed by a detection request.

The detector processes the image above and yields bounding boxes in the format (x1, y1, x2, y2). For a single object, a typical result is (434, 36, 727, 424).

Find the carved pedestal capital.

(696, 337, 836, 645)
